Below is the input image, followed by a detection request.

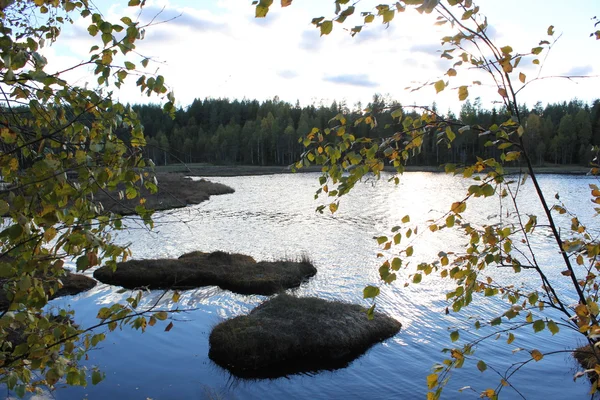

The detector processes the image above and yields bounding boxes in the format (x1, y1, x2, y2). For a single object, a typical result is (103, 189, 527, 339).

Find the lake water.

(44, 172, 598, 399)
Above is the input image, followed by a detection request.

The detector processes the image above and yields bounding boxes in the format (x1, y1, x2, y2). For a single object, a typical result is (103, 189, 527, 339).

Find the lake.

(46, 172, 597, 399)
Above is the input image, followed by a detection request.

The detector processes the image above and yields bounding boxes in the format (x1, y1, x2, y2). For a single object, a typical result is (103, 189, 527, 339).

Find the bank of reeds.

(208, 294, 401, 378)
(93, 251, 317, 295)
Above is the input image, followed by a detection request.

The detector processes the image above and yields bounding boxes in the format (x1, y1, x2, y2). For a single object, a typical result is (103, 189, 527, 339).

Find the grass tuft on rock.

(574, 345, 600, 383)
(208, 294, 401, 378)
(93, 251, 316, 295)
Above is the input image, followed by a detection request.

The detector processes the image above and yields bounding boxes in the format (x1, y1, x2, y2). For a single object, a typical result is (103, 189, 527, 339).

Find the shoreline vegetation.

(209, 294, 402, 379)
(93, 251, 317, 295)
(152, 163, 591, 177)
(0, 270, 96, 312)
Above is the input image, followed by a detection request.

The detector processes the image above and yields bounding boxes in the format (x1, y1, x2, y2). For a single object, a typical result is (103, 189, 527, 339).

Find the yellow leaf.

(329, 202, 338, 213)
(281, 0, 292, 7)
(519, 72, 526, 83)
(498, 88, 508, 98)
(427, 373, 438, 389)
(458, 86, 469, 101)
(451, 349, 464, 360)
(530, 349, 543, 361)
(434, 80, 446, 93)
(451, 201, 466, 214)
(172, 291, 181, 303)
(44, 227, 57, 242)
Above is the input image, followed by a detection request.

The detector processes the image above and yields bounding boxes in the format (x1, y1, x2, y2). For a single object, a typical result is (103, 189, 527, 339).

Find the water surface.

(46, 172, 598, 399)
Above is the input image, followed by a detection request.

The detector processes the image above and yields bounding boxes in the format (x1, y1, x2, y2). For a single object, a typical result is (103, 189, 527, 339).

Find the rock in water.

(209, 294, 401, 378)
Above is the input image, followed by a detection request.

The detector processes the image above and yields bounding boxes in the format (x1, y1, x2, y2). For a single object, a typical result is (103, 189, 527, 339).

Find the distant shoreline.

(153, 163, 591, 177)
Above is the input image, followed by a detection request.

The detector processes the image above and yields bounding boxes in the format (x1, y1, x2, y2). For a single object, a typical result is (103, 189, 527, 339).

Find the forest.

(134, 95, 600, 167)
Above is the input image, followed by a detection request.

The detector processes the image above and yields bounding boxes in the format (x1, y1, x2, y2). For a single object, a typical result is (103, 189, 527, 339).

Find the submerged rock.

(208, 294, 401, 378)
(93, 251, 317, 295)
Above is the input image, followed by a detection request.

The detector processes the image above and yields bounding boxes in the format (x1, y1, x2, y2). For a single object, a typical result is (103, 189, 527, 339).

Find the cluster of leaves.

(0, 0, 176, 395)
(258, 0, 600, 398)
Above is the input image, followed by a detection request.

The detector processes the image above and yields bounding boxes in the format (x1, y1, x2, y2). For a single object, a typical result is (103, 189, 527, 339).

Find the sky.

(44, 0, 600, 113)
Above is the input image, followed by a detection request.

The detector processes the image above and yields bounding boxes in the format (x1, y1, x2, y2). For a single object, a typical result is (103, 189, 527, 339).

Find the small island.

(209, 294, 402, 378)
(93, 250, 317, 295)
(93, 172, 235, 215)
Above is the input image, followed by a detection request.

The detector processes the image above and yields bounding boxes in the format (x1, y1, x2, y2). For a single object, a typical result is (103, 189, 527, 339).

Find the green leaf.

(76, 255, 89, 271)
(320, 20, 333, 36)
(382, 9, 395, 23)
(450, 330, 459, 342)
(0, 200, 8, 215)
(477, 360, 487, 372)
(391, 108, 403, 119)
(92, 370, 103, 385)
(532, 319, 545, 333)
(363, 285, 380, 299)
(547, 320, 559, 335)
(155, 311, 168, 320)
(532, 46, 543, 55)
(446, 126, 456, 142)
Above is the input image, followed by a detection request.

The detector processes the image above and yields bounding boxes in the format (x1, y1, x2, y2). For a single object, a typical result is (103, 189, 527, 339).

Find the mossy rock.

(209, 294, 401, 378)
(93, 251, 316, 295)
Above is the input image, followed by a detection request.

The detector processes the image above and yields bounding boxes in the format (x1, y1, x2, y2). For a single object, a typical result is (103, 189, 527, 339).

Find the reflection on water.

(45, 172, 599, 399)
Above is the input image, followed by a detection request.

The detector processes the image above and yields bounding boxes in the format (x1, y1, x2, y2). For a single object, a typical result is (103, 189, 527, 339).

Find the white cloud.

(40, 0, 600, 114)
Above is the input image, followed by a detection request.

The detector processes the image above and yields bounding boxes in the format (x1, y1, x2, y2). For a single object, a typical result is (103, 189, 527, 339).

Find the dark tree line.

(133, 95, 600, 167)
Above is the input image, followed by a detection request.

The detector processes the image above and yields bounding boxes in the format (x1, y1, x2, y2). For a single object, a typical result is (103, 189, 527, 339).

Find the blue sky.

(46, 0, 600, 113)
